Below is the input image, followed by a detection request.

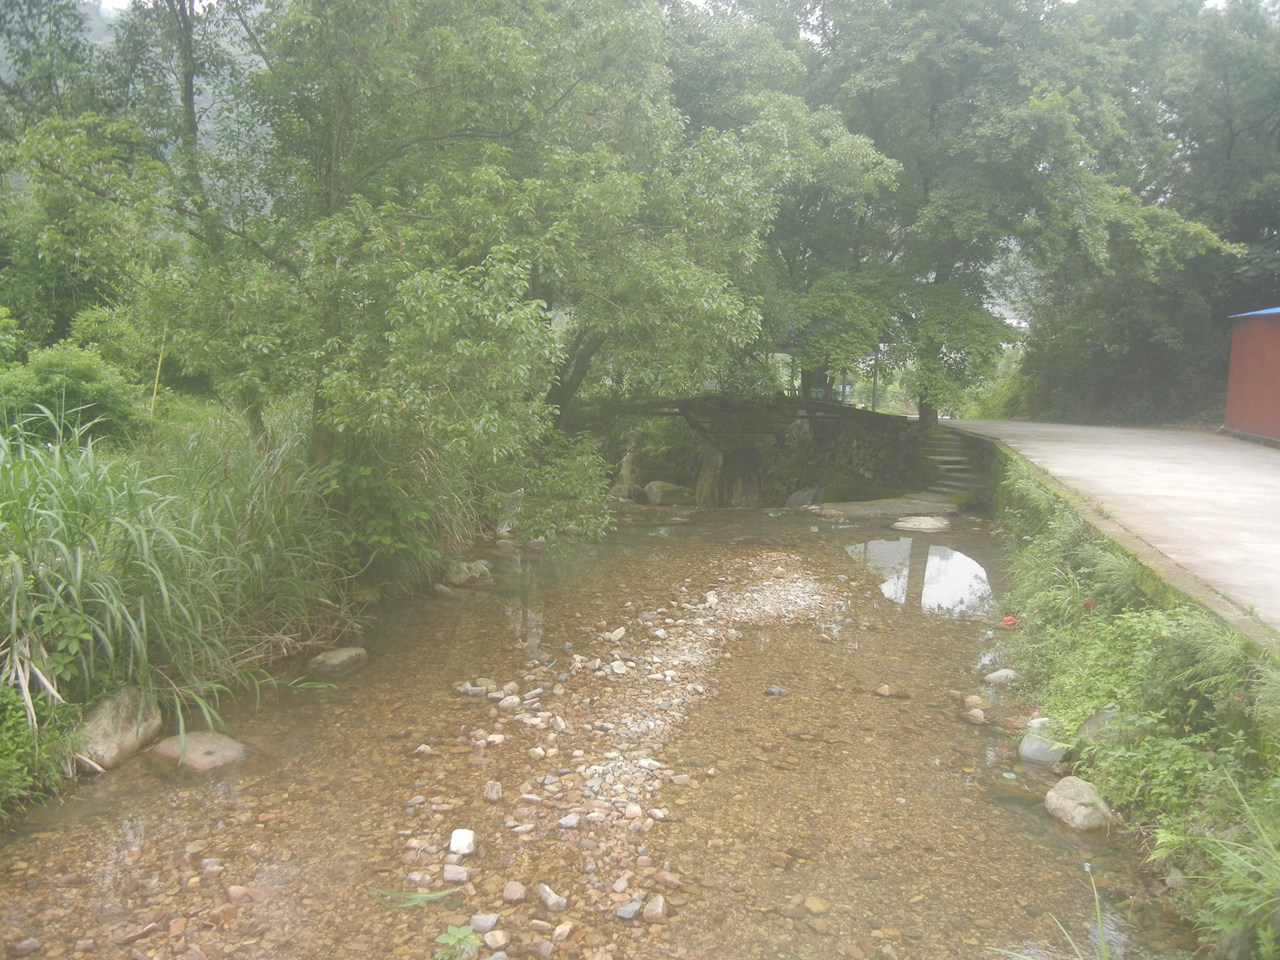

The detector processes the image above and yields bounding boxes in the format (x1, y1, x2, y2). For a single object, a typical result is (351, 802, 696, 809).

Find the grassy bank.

(995, 459, 1280, 957)
(0, 408, 354, 818)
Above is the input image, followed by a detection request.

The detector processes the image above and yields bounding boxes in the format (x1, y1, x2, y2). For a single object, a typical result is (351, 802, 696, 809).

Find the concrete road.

(951, 419, 1280, 640)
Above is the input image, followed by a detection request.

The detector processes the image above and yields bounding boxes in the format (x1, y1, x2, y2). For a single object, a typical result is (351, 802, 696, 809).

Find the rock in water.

(609, 483, 648, 504)
(891, 516, 950, 532)
(1019, 731, 1069, 765)
(642, 895, 667, 922)
(1045, 776, 1114, 831)
(643, 481, 697, 506)
(616, 900, 642, 920)
(77, 686, 162, 771)
(537, 883, 567, 913)
(150, 732, 253, 772)
(449, 829, 475, 855)
(308, 646, 368, 675)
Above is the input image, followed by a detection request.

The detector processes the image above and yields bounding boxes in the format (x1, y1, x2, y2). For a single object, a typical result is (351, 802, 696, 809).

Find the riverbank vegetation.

(997, 461, 1280, 956)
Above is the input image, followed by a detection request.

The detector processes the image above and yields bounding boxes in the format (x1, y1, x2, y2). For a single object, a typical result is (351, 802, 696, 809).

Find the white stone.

(984, 668, 1020, 685)
(470, 913, 500, 935)
(891, 515, 951, 532)
(642, 895, 667, 922)
(449, 829, 475, 855)
(483, 930, 511, 950)
(1045, 776, 1114, 831)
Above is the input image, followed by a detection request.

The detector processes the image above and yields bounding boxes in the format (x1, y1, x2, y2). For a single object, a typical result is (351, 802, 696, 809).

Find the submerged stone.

(151, 732, 253, 772)
(308, 646, 368, 675)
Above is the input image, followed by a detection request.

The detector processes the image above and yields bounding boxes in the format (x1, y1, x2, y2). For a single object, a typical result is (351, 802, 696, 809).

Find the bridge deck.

(952, 419, 1280, 641)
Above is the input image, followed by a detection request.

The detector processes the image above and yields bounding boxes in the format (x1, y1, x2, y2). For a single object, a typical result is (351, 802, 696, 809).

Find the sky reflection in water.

(845, 536, 994, 617)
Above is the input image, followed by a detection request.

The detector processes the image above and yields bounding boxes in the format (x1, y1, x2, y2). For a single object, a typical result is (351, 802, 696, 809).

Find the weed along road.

(953, 420, 1280, 641)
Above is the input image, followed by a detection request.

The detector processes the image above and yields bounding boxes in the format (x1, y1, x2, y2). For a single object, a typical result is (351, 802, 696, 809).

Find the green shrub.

(0, 686, 76, 820)
(996, 462, 1280, 952)
(0, 343, 148, 441)
(68, 305, 157, 384)
(0, 411, 349, 730)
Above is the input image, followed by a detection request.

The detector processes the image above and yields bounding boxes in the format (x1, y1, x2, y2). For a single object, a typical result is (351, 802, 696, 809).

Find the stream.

(0, 507, 1199, 960)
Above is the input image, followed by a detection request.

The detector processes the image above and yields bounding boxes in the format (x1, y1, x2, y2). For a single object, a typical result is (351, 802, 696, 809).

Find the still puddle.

(0, 510, 1195, 959)
(844, 538, 994, 618)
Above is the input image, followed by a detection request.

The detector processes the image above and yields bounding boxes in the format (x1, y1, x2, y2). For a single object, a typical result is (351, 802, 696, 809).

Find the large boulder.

(784, 485, 823, 507)
(151, 732, 254, 772)
(1019, 731, 1070, 765)
(643, 481, 696, 506)
(1045, 776, 1114, 831)
(77, 687, 163, 771)
(609, 483, 648, 504)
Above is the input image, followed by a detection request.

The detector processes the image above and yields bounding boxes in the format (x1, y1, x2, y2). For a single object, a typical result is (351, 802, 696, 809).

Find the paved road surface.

(951, 420, 1280, 641)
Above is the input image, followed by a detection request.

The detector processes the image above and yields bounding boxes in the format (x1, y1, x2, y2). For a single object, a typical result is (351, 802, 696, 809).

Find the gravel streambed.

(0, 511, 1195, 960)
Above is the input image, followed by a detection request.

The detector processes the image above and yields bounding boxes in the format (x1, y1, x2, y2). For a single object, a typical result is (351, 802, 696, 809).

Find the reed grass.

(0, 410, 352, 732)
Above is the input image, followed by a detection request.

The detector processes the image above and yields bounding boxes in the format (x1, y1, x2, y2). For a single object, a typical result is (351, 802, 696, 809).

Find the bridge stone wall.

(759, 409, 928, 506)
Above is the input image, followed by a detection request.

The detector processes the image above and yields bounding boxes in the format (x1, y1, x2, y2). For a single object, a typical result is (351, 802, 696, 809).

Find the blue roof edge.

(1230, 305, 1280, 318)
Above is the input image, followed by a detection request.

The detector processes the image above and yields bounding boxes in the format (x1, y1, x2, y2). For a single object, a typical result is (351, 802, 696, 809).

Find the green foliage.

(0, 343, 149, 441)
(68, 306, 157, 384)
(0, 685, 76, 820)
(0, 410, 349, 727)
(1157, 775, 1280, 958)
(434, 925, 481, 960)
(489, 432, 613, 543)
(997, 463, 1280, 952)
(368, 886, 456, 908)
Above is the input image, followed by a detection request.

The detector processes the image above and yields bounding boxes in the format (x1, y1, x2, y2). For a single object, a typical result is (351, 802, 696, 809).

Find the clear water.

(0, 508, 1197, 960)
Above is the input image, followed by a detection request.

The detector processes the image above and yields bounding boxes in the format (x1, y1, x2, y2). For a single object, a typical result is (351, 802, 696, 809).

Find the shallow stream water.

(1, 508, 1198, 960)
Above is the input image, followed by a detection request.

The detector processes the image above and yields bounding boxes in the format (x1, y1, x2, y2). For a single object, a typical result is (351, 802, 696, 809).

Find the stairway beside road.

(921, 428, 990, 501)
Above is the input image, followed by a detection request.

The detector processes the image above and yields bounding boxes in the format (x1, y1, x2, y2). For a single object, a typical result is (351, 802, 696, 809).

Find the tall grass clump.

(0, 410, 351, 741)
(994, 459, 1280, 956)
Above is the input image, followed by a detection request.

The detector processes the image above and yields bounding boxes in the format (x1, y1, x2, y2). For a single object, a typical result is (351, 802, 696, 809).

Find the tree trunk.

(917, 399, 938, 429)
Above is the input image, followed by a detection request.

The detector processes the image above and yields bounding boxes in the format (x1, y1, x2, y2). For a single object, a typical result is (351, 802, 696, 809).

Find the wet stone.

(643, 895, 667, 922)
(503, 881, 526, 903)
(470, 913, 500, 934)
(442, 864, 471, 884)
(307, 646, 368, 675)
(616, 900, 643, 920)
(449, 828, 475, 855)
(483, 930, 511, 950)
(538, 883, 567, 913)
(150, 732, 253, 772)
(1019, 731, 1069, 765)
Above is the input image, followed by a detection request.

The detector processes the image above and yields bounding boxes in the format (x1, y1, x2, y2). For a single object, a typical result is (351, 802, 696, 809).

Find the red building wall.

(1225, 316, 1280, 441)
